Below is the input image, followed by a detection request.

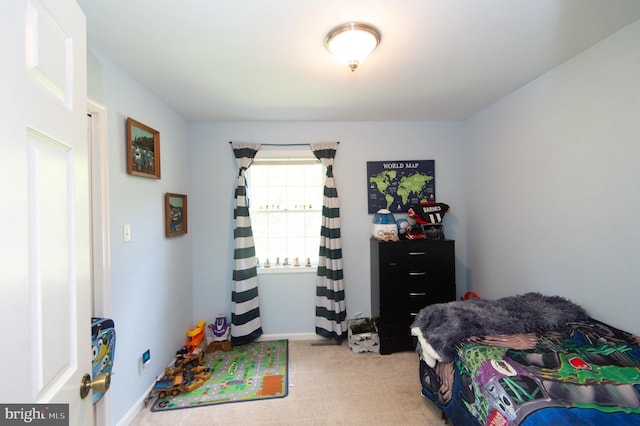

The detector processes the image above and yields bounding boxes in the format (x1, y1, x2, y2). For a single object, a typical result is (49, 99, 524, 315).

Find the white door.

(0, 1, 93, 425)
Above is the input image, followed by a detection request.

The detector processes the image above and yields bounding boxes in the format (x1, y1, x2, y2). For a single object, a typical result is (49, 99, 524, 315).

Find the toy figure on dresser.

(396, 218, 409, 238)
(371, 209, 399, 241)
(206, 314, 232, 353)
(406, 202, 450, 240)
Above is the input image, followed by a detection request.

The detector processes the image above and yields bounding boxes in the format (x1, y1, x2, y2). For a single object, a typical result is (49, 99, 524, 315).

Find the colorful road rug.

(150, 340, 288, 412)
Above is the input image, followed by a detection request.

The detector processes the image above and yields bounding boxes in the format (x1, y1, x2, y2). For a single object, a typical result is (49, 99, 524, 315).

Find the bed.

(411, 293, 640, 425)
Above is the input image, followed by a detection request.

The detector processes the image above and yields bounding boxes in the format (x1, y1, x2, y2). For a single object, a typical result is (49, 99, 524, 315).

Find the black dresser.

(370, 238, 456, 354)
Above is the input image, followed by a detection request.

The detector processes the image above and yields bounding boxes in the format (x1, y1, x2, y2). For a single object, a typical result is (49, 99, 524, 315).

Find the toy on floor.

(144, 347, 210, 405)
(185, 320, 206, 354)
(206, 314, 232, 353)
(174, 347, 204, 369)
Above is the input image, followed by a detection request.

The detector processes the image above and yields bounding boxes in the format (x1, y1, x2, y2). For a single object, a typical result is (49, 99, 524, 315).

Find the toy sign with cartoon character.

(91, 317, 116, 404)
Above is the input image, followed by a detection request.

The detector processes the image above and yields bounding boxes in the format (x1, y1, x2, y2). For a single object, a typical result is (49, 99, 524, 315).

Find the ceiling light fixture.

(325, 22, 381, 72)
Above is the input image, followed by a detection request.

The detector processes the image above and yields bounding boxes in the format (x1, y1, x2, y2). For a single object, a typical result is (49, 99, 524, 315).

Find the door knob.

(80, 373, 110, 399)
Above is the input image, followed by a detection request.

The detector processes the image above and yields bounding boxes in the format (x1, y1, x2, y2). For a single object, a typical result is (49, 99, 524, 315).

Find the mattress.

(417, 317, 640, 425)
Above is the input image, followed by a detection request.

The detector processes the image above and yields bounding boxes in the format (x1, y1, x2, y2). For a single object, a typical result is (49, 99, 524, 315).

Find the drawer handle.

(410, 312, 419, 317)
(409, 292, 427, 296)
(409, 251, 426, 256)
(409, 272, 426, 276)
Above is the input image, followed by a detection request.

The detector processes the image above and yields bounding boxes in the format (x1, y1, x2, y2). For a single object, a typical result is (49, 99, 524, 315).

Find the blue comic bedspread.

(416, 310, 640, 425)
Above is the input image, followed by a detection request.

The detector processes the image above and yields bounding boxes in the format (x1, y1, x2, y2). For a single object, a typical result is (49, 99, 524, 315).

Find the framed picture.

(165, 193, 187, 237)
(126, 117, 161, 179)
(367, 160, 435, 213)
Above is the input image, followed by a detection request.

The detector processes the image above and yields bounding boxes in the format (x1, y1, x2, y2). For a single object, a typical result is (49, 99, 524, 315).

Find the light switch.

(123, 224, 131, 242)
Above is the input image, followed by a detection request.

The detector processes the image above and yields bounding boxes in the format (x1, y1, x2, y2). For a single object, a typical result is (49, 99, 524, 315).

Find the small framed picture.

(165, 193, 187, 237)
(126, 117, 160, 179)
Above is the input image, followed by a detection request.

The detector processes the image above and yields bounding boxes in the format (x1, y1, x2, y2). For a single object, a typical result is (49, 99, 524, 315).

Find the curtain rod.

(228, 141, 339, 146)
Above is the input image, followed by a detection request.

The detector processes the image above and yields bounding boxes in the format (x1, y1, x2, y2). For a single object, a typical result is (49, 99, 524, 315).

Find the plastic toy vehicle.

(150, 378, 173, 400)
(146, 352, 208, 404)
(150, 373, 184, 399)
(190, 365, 212, 381)
(174, 348, 204, 369)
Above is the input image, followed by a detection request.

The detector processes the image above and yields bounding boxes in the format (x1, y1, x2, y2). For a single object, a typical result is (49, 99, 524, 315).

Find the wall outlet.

(142, 349, 151, 364)
(138, 349, 151, 375)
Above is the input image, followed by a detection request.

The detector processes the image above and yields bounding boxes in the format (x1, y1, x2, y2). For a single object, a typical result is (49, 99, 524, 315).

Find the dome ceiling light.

(324, 22, 381, 72)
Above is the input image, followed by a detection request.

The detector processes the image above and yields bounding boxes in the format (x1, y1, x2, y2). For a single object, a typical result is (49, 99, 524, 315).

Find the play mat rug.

(150, 339, 288, 412)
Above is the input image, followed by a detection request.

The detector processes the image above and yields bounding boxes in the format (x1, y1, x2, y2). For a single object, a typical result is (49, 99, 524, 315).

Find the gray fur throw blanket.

(410, 292, 588, 366)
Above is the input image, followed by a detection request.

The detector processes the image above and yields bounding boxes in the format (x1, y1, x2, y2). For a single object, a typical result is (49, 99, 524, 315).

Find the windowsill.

(257, 266, 317, 275)
(253, 209, 322, 214)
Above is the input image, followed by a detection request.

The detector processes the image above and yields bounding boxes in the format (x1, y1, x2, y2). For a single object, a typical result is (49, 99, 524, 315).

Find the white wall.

(190, 122, 468, 335)
(465, 20, 640, 335)
(87, 49, 193, 423)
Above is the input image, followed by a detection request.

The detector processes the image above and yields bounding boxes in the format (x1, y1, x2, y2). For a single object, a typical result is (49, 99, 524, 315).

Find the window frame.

(246, 148, 324, 274)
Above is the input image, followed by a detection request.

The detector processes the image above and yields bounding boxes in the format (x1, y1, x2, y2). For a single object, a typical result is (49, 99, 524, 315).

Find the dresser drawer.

(379, 264, 454, 285)
(378, 242, 455, 281)
(380, 282, 455, 319)
(380, 278, 455, 299)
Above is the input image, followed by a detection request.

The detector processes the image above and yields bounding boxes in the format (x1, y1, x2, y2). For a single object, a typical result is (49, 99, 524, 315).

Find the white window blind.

(247, 149, 324, 269)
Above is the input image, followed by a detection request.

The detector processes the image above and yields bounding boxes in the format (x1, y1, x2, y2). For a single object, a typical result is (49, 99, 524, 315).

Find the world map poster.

(367, 160, 435, 214)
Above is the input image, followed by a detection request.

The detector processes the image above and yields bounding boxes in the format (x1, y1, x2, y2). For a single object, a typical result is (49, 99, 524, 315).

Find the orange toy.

(185, 320, 206, 354)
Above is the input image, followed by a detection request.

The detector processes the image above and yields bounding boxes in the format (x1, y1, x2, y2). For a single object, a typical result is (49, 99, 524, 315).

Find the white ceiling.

(77, 0, 640, 122)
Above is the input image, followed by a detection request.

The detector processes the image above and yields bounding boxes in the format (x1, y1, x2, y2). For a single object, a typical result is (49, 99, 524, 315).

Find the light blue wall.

(86, 18, 640, 425)
(465, 20, 640, 335)
(87, 49, 193, 423)
(190, 122, 468, 333)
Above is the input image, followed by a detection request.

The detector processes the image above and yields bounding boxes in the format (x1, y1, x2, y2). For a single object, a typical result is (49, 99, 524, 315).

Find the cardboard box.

(347, 318, 380, 353)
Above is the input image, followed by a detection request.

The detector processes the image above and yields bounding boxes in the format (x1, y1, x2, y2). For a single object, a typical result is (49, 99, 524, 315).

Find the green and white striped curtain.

(230, 142, 263, 345)
(311, 142, 346, 341)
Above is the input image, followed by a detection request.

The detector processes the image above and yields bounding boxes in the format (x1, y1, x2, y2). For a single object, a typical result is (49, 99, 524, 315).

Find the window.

(246, 149, 324, 270)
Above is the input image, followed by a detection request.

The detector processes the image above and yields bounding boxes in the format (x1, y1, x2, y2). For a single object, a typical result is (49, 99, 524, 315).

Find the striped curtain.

(230, 142, 263, 345)
(311, 142, 346, 341)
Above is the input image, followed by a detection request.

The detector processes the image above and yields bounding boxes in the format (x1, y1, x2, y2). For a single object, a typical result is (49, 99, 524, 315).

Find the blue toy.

(91, 317, 115, 404)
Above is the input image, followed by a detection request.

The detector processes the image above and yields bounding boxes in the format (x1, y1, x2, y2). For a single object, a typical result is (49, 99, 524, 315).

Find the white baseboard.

(258, 332, 324, 342)
(116, 332, 323, 425)
(115, 380, 156, 426)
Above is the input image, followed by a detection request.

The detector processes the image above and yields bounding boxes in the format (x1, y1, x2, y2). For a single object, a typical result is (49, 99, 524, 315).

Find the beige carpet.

(130, 340, 444, 425)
